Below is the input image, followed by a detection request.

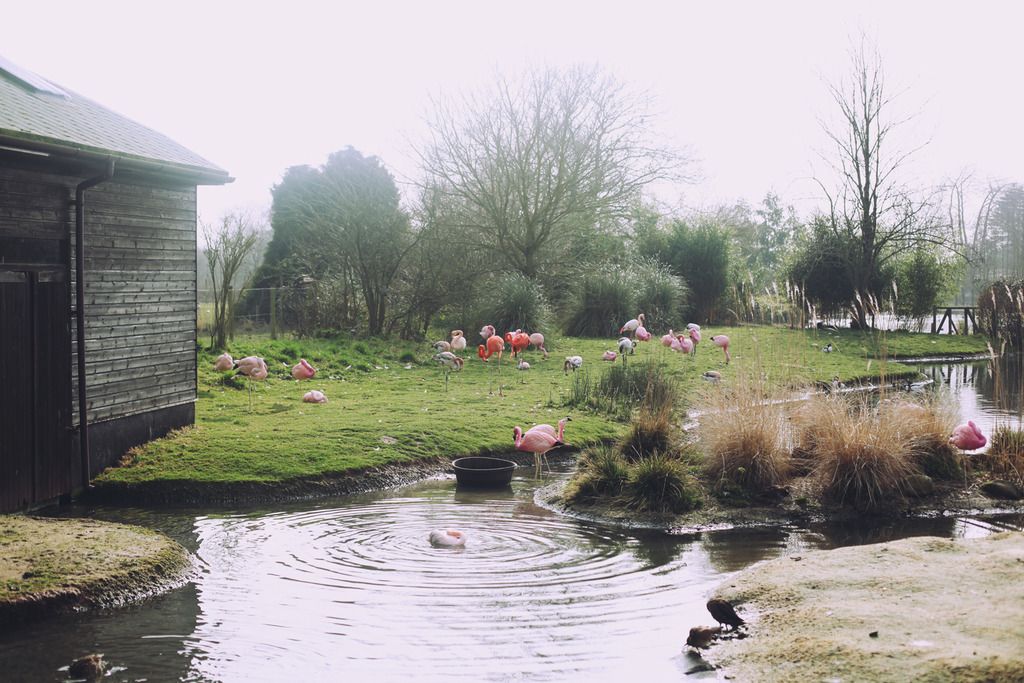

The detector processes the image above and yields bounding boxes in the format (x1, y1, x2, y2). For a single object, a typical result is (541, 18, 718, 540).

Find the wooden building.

(0, 56, 230, 512)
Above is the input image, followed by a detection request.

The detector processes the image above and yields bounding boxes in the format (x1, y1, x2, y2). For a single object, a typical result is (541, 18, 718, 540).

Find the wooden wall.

(71, 179, 198, 425)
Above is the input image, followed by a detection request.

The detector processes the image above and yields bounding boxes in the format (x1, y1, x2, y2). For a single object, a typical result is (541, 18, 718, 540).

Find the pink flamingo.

(214, 353, 234, 372)
(950, 421, 986, 450)
(480, 324, 496, 340)
(514, 423, 567, 472)
(688, 326, 701, 356)
(661, 330, 675, 347)
(619, 313, 645, 338)
(429, 529, 466, 547)
(636, 325, 652, 342)
(235, 356, 268, 410)
(450, 330, 467, 353)
(672, 334, 693, 355)
(478, 334, 506, 395)
(528, 332, 549, 359)
(291, 358, 317, 380)
(505, 331, 530, 358)
(602, 350, 617, 361)
(710, 335, 731, 364)
(302, 389, 328, 403)
(528, 416, 572, 441)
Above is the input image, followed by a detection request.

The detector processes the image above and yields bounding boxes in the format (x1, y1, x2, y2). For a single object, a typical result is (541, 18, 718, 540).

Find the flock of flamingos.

(205, 314, 987, 557)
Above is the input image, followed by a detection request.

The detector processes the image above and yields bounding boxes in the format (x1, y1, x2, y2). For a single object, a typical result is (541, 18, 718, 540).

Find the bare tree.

(817, 40, 952, 326)
(417, 65, 685, 281)
(203, 212, 263, 349)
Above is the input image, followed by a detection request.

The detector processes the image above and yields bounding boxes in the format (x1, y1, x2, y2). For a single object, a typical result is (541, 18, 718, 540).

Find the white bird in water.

(429, 529, 466, 547)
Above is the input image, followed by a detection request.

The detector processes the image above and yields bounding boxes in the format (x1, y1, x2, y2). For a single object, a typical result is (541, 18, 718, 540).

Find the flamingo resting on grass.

(514, 423, 567, 473)
(517, 359, 530, 371)
(950, 421, 986, 450)
(429, 529, 467, 547)
(710, 335, 731, 364)
(291, 358, 317, 380)
(433, 340, 452, 353)
(635, 325, 652, 342)
(302, 389, 328, 403)
(602, 350, 617, 361)
(661, 330, 675, 347)
(214, 353, 234, 372)
(563, 356, 583, 375)
(450, 330, 467, 353)
(528, 332, 549, 359)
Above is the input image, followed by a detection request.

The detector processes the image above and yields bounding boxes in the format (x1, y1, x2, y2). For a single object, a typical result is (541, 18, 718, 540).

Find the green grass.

(94, 326, 987, 489)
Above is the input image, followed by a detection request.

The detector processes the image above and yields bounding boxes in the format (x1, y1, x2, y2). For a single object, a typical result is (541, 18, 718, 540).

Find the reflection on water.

(919, 355, 1023, 439)
(2, 357, 1022, 682)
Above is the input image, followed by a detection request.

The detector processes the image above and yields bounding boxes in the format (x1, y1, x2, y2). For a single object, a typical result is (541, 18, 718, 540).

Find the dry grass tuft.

(881, 395, 963, 481)
(973, 425, 1024, 483)
(619, 403, 673, 462)
(793, 395, 916, 509)
(700, 375, 791, 495)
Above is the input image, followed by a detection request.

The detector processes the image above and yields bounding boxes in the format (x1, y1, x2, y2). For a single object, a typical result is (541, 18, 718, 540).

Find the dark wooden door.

(0, 269, 71, 512)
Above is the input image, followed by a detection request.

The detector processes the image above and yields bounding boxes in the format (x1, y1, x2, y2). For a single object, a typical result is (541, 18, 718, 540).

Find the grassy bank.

(92, 326, 988, 499)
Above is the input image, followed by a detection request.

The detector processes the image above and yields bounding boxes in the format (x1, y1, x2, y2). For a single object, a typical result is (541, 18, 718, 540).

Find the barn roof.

(0, 55, 231, 184)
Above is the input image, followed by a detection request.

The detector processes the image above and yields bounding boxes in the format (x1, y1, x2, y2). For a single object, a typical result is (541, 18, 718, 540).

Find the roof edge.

(0, 130, 233, 185)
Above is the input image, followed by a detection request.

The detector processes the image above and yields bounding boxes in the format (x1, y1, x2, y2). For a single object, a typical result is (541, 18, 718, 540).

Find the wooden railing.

(932, 306, 978, 334)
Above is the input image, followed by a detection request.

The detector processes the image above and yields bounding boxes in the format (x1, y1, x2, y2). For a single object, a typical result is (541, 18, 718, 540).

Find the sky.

(2, 1, 1022, 225)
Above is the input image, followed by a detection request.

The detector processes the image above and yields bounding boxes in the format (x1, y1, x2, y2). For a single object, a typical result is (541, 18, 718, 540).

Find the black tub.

(452, 456, 517, 488)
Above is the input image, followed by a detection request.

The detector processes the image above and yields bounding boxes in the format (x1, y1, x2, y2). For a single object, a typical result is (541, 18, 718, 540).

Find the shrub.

(619, 404, 673, 462)
(794, 396, 916, 510)
(564, 446, 630, 503)
(700, 379, 790, 494)
(630, 258, 689, 332)
(474, 272, 551, 336)
(624, 452, 700, 513)
(596, 360, 678, 416)
(564, 266, 633, 337)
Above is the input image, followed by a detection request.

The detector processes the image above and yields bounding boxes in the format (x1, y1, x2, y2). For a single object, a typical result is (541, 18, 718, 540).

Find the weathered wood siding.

(0, 165, 73, 511)
(71, 179, 198, 425)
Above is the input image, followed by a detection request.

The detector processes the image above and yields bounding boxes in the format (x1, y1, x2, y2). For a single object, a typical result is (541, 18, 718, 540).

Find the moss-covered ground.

(91, 326, 988, 498)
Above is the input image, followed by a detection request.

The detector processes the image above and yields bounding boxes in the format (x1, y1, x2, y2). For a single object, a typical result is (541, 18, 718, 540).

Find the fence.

(199, 285, 360, 340)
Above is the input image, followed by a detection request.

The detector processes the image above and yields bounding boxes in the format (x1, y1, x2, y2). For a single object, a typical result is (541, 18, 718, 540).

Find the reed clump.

(618, 403, 673, 463)
(563, 445, 629, 504)
(793, 395, 916, 510)
(973, 425, 1024, 483)
(882, 395, 963, 481)
(700, 375, 791, 496)
(624, 451, 700, 514)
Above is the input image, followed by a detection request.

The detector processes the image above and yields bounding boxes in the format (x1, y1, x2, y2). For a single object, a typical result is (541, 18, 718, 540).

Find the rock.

(903, 474, 935, 498)
(980, 480, 1024, 500)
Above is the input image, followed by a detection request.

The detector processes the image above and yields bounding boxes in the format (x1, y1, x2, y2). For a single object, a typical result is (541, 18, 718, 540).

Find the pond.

(3, 356, 1021, 682)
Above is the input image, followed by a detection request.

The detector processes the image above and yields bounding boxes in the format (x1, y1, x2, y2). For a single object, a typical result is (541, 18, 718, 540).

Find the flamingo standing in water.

(619, 313, 645, 338)
(450, 330, 467, 353)
(514, 423, 567, 473)
(710, 335, 731, 364)
(528, 332, 549, 359)
(528, 416, 571, 442)
(291, 358, 317, 380)
(950, 421, 986, 450)
(214, 353, 234, 372)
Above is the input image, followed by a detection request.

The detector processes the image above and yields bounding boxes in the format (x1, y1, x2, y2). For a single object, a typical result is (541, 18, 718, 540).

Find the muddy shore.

(706, 531, 1024, 682)
(0, 516, 193, 626)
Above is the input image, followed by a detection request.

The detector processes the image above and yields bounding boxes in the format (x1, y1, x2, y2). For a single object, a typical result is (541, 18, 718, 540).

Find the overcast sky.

(2, 1, 1021, 224)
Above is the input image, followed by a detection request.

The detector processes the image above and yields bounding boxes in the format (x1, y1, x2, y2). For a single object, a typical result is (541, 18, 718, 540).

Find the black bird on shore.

(686, 625, 722, 650)
(707, 598, 745, 630)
